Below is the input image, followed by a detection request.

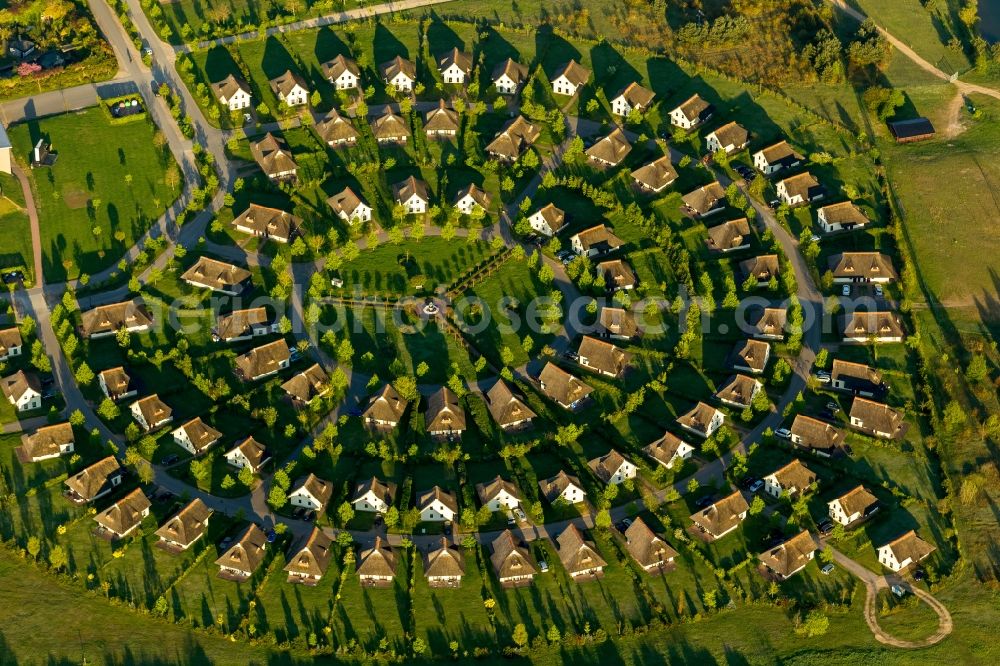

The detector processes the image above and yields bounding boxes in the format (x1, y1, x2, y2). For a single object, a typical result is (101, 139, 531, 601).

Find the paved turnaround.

(0, 0, 957, 648)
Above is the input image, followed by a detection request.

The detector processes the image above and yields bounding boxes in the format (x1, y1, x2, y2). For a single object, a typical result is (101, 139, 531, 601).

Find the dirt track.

(831, 546, 953, 648)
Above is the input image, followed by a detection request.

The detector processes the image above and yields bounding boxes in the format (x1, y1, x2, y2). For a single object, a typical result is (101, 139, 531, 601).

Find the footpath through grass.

(8, 107, 182, 283)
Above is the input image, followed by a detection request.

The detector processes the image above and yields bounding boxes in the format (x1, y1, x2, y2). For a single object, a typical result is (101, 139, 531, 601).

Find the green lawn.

(852, 0, 972, 74)
(336, 236, 491, 297)
(0, 172, 35, 284)
(882, 92, 1000, 320)
(462, 258, 559, 369)
(330, 555, 409, 652)
(8, 108, 182, 282)
(411, 546, 494, 652)
(168, 545, 256, 632)
(253, 548, 342, 644)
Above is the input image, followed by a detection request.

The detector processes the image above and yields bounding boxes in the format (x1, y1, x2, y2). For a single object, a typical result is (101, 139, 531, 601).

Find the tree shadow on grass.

(261, 37, 297, 81)
(373, 22, 410, 66)
(203, 46, 241, 83)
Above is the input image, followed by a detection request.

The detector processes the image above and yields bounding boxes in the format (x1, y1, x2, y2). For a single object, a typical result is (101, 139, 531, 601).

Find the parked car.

(2, 270, 23, 284)
(874, 284, 884, 297)
(821, 563, 836, 575)
(507, 512, 516, 526)
(826, 402, 841, 413)
(815, 373, 831, 384)
(913, 568, 926, 581)
(891, 584, 907, 598)
(748, 479, 764, 493)
(818, 520, 834, 535)
(841, 284, 851, 296)
(539, 560, 549, 573)
(219, 537, 233, 551)
(265, 529, 277, 543)
(768, 199, 780, 209)
(513, 507, 527, 522)
(563, 351, 580, 362)
(162, 454, 179, 466)
(695, 495, 716, 509)
(347, 406, 364, 417)
(774, 428, 792, 440)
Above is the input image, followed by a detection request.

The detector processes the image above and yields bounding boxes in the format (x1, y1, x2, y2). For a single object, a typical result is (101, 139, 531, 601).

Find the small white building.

(393, 176, 430, 214)
(776, 172, 823, 207)
(493, 58, 528, 95)
(752, 141, 802, 175)
(704, 121, 749, 154)
(587, 450, 637, 485)
(828, 486, 879, 526)
(171, 417, 222, 456)
(676, 402, 724, 438)
(438, 48, 472, 84)
(224, 437, 268, 473)
(877, 531, 936, 572)
(610, 82, 655, 117)
(269, 70, 309, 107)
(352, 477, 396, 514)
(129, 395, 173, 431)
(0, 327, 23, 360)
(669, 94, 713, 129)
(288, 474, 333, 512)
(762, 460, 817, 500)
(475, 476, 521, 512)
(539, 470, 586, 504)
(1, 370, 41, 412)
(527, 203, 566, 237)
(453, 184, 491, 216)
(817, 201, 869, 233)
(327, 187, 372, 224)
(417, 486, 458, 523)
(644, 431, 695, 470)
(551, 60, 590, 96)
(322, 54, 360, 90)
(381, 56, 416, 92)
(212, 74, 252, 112)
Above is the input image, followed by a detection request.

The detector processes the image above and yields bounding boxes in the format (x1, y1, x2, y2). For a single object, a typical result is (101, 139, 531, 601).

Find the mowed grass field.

(883, 92, 1000, 322)
(8, 108, 182, 283)
(0, 172, 35, 284)
(852, 0, 972, 74)
(4, 541, 1000, 665)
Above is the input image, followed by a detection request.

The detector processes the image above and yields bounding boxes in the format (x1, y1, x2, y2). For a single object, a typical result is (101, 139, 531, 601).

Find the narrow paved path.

(829, 546, 953, 648)
(10, 163, 43, 286)
(184, 0, 457, 52)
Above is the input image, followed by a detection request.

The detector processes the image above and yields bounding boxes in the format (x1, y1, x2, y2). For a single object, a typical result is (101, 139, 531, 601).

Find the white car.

(815, 372, 831, 384)
(774, 428, 792, 440)
(841, 284, 851, 296)
(874, 285, 884, 297)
